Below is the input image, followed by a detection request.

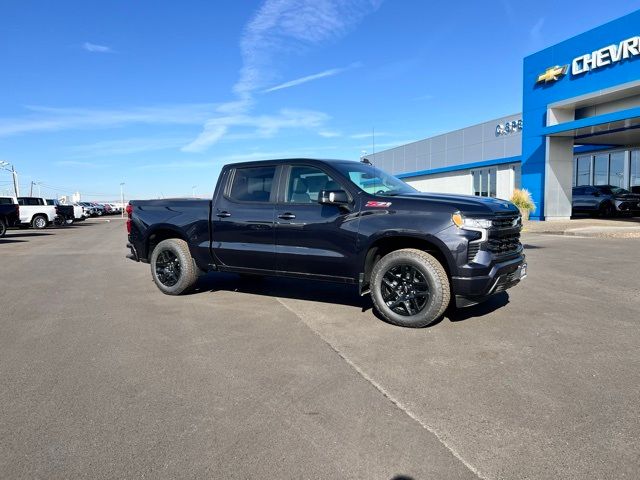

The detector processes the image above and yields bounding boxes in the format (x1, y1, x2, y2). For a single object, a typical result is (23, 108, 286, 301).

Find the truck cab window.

(286, 166, 339, 203)
(229, 166, 276, 202)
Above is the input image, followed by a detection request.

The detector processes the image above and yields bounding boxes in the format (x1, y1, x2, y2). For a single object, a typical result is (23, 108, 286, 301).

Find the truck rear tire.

(32, 215, 48, 229)
(150, 238, 199, 295)
(370, 248, 450, 328)
(0, 218, 6, 237)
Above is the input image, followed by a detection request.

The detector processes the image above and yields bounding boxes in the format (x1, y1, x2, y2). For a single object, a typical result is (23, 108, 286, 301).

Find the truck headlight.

(452, 213, 492, 230)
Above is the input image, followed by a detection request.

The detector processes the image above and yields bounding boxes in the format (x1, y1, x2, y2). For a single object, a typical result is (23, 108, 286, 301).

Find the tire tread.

(370, 248, 450, 328)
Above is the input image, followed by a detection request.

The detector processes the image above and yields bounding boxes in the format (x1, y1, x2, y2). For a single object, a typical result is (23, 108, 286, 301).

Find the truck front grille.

(487, 215, 522, 257)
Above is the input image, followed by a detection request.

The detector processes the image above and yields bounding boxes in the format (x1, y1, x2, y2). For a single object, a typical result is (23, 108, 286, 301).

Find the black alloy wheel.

(155, 249, 182, 287)
(380, 264, 430, 316)
(600, 202, 615, 217)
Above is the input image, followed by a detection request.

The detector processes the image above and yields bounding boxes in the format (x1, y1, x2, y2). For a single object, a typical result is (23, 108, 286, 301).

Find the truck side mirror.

(319, 189, 349, 206)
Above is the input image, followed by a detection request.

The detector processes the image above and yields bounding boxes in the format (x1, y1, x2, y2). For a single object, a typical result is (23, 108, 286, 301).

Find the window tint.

(0, 197, 14, 205)
(576, 156, 591, 186)
(593, 154, 608, 185)
(229, 166, 276, 202)
(18, 197, 42, 206)
(286, 166, 340, 203)
(632, 150, 640, 188)
(609, 152, 625, 187)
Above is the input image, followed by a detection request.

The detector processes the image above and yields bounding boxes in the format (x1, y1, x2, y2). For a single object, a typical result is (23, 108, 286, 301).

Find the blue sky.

(1, 0, 639, 200)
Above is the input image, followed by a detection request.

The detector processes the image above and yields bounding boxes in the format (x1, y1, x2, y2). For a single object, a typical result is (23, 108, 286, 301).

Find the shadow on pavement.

(5, 232, 53, 238)
(0, 239, 27, 244)
(193, 272, 372, 311)
(193, 272, 511, 327)
(446, 292, 510, 322)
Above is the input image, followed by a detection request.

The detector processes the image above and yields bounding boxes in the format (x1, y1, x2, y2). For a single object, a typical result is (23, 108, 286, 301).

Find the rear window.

(18, 197, 43, 206)
(228, 166, 276, 202)
(0, 197, 14, 205)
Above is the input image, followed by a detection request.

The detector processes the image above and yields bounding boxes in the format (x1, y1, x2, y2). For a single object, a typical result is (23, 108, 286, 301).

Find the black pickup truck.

(127, 158, 526, 327)
(0, 197, 20, 237)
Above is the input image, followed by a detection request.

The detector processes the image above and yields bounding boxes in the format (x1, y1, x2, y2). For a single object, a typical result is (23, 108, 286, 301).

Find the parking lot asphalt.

(1, 220, 638, 479)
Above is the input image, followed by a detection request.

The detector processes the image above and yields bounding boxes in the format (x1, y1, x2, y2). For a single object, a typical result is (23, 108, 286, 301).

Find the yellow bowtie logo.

(537, 65, 568, 83)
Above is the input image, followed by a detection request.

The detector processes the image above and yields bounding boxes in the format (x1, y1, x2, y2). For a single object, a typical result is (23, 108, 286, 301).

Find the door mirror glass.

(319, 190, 349, 205)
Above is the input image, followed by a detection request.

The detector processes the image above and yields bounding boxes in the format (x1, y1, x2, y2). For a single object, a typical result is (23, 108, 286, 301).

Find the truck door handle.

(278, 212, 296, 220)
(216, 211, 231, 218)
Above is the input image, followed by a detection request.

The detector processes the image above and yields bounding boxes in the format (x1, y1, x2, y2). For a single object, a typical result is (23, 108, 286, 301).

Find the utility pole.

(192, 185, 197, 198)
(120, 182, 125, 218)
(2, 161, 20, 197)
(30, 181, 35, 196)
(12, 167, 19, 197)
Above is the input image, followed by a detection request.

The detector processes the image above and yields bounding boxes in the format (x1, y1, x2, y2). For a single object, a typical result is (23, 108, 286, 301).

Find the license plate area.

(519, 263, 527, 279)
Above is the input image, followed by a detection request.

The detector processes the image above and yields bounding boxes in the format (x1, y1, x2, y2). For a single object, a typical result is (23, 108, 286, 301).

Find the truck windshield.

(333, 162, 417, 196)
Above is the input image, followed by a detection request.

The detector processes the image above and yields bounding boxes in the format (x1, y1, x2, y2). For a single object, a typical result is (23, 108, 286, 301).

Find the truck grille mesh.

(487, 215, 521, 257)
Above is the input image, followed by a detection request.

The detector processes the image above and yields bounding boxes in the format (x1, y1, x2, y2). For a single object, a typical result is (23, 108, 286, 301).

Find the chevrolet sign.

(537, 35, 640, 84)
(537, 65, 568, 83)
(572, 36, 640, 75)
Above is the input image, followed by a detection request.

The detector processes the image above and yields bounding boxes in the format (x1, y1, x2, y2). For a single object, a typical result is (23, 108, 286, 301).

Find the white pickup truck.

(17, 197, 58, 229)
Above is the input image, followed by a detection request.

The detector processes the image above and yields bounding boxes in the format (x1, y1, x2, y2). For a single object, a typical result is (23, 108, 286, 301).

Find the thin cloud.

(318, 130, 342, 138)
(70, 137, 190, 158)
(263, 62, 361, 93)
(54, 160, 107, 168)
(529, 18, 545, 50)
(182, 108, 329, 153)
(184, 0, 383, 152)
(350, 131, 390, 139)
(0, 103, 215, 138)
(83, 42, 114, 53)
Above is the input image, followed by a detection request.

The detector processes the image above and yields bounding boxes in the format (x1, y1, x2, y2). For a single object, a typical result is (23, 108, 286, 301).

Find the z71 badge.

(365, 201, 392, 208)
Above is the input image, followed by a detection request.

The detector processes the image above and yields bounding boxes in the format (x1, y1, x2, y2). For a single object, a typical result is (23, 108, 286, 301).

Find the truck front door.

(275, 164, 360, 281)
(211, 165, 278, 272)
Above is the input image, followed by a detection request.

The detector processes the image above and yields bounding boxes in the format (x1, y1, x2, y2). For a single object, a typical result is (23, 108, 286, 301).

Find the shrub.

(510, 188, 536, 213)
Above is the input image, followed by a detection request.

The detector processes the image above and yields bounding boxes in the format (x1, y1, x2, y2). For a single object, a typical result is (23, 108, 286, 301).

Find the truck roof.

(222, 158, 361, 169)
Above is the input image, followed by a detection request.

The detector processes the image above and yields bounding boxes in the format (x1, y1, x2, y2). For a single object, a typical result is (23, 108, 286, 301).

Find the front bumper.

(452, 254, 526, 308)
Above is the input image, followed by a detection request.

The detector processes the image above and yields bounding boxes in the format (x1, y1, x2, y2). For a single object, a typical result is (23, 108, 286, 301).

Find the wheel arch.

(144, 225, 189, 260)
(361, 233, 454, 290)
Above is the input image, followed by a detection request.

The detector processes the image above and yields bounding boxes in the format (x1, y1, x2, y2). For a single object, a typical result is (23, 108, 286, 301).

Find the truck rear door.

(211, 165, 279, 272)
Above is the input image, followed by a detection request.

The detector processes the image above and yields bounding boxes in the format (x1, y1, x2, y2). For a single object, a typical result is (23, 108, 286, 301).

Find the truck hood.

(387, 192, 520, 216)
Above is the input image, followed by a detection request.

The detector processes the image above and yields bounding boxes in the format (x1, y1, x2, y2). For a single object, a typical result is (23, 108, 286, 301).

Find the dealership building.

(368, 10, 640, 220)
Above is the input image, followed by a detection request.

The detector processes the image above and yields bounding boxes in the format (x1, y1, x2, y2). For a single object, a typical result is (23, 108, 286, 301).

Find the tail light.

(126, 203, 133, 233)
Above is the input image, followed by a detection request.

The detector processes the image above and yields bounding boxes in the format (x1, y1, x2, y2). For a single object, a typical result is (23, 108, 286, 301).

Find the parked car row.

(77, 202, 123, 217)
(0, 196, 122, 237)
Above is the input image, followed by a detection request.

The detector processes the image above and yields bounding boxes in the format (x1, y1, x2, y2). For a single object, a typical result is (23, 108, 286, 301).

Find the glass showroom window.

(631, 150, 640, 191)
(576, 156, 591, 185)
(472, 168, 496, 197)
(593, 154, 609, 185)
(609, 151, 625, 188)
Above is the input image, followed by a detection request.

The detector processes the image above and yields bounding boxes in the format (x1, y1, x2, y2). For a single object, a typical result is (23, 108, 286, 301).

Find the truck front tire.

(370, 248, 450, 328)
(150, 238, 199, 295)
(0, 218, 6, 237)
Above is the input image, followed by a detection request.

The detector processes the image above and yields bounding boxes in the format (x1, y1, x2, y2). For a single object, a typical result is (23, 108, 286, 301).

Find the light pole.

(192, 185, 197, 198)
(120, 182, 125, 218)
(0, 161, 20, 197)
